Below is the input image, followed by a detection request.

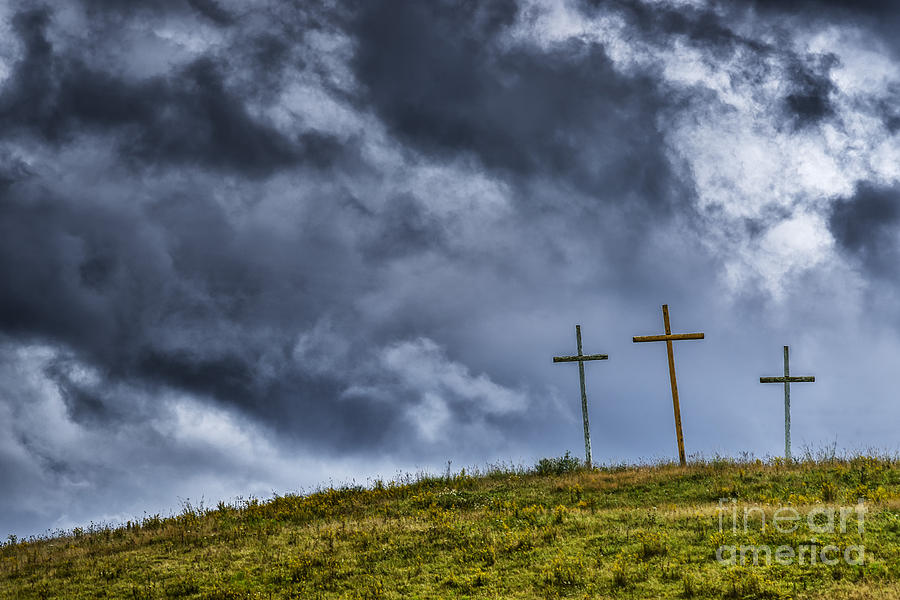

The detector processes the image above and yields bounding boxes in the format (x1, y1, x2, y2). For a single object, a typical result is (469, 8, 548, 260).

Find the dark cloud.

(0, 180, 303, 427)
(0, 150, 31, 189)
(136, 350, 258, 407)
(580, 0, 757, 58)
(829, 184, 900, 276)
(742, 0, 897, 15)
(360, 194, 447, 261)
(877, 95, 900, 134)
(186, 0, 235, 25)
(350, 0, 679, 206)
(580, 0, 841, 130)
(731, 0, 900, 60)
(0, 7, 340, 177)
(1, 0, 900, 538)
(79, 0, 220, 19)
(77, 0, 237, 24)
(1, 0, 685, 482)
(782, 53, 837, 129)
(44, 356, 122, 427)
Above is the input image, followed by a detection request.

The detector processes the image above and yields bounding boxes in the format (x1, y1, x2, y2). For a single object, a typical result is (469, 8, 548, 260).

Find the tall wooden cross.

(553, 325, 608, 468)
(633, 304, 704, 466)
(759, 345, 815, 461)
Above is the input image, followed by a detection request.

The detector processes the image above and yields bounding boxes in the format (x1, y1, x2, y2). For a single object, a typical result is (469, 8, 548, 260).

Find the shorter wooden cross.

(633, 304, 704, 467)
(553, 325, 608, 468)
(759, 345, 815, 461)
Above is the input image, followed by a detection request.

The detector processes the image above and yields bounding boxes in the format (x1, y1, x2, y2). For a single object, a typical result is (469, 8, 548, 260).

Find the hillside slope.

(3, 455, 900, 599)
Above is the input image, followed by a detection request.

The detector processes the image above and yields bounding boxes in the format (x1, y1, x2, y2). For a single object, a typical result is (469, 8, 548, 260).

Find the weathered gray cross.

(759, 345, 815, 461)
(553, 325, 608, 468)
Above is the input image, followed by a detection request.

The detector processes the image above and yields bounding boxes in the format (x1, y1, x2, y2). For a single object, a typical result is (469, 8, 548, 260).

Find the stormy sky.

(2, 0, 900, 537)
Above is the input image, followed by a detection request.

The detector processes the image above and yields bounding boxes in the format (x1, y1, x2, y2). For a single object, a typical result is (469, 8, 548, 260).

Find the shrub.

(535, 452, 582, 476)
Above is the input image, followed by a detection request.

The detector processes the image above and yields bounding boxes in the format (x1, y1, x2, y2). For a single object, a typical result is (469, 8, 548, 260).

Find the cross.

(553, 325, 608, 468)
(633, 304, 704, 467)
(759, 345, 815, 461)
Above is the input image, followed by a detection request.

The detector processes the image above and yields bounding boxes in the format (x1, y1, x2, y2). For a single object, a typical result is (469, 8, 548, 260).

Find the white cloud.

(378, 337, 527, 439)
(509, 0, 900, 301)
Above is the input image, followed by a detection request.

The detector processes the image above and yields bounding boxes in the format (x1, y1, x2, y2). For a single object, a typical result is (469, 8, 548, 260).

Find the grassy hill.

(3, 453, 900, 599)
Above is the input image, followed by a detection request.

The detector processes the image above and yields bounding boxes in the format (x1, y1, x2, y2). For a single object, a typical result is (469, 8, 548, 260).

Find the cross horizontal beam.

(632, 333, 704, 343)
(553, 354, 609, 363)
(760, 376, 815, 383)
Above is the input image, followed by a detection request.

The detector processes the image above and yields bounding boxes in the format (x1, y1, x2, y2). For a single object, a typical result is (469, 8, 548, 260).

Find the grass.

(3, 451, 900, 598)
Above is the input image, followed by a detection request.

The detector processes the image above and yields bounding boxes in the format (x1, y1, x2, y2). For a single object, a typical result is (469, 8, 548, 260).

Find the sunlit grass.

(3, 451, 900, 598)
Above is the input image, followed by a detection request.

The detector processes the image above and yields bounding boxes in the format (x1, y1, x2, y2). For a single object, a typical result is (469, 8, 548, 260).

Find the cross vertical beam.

(759, 345, 815, 461)
(576, 326, 591, 468)
(784, 345, 790, 461)
(662, 305, 685, 467)
(553, 325, 608, 469)
(633, 304, 705, 467)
